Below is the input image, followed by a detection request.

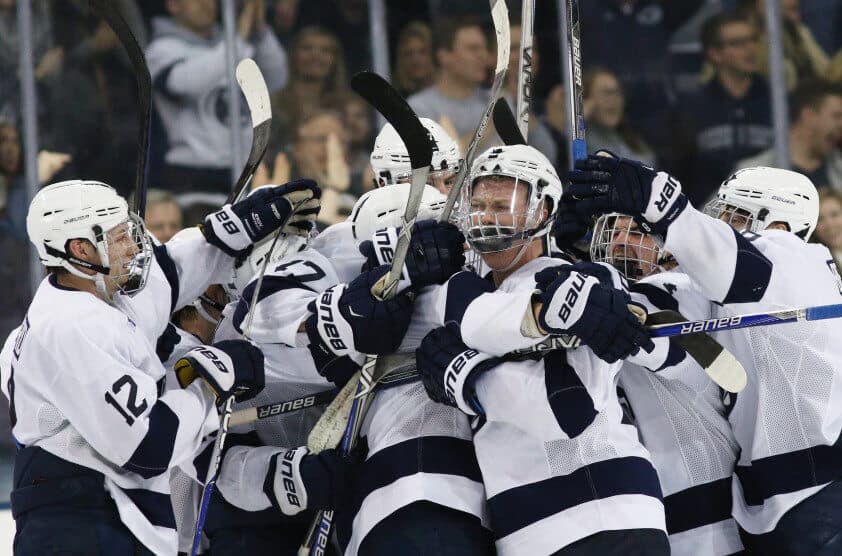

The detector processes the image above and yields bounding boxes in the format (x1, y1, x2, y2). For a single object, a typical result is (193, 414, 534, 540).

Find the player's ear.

(67, 238, 94, 260)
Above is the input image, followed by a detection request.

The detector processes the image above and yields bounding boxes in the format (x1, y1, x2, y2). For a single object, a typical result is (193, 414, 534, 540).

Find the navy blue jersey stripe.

(233, 275, 315, 333)
(122, 488, 177, 529)
(652, 338, 687, 372)
(664, 477, 732, 534)
(630, 282, 679, 313)
(723, 230, 772, 304)
(735, 432, 842, 506)
(487, 456, 663, 539)
(544, 351, 598, 438)
(151, 59, 185, 102)
(124, 401, 179, 479)
(444, 271, 495, 325)
(153, 245, 180, 313)
(343, 436, 481, 537)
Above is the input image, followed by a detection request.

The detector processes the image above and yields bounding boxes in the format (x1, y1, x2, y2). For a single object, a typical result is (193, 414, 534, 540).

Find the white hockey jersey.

(664, 205, 842, 534)
(307, 220, 488, 556)
(415, 256, 667, 555)
(0, 236, 234, 555)
(625, 272, 743, 555)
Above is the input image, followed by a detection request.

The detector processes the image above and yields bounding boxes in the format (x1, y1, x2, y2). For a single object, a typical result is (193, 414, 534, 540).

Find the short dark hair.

(700, 11, 752, 54)
(789, 79, 842, 124)
(433, 16, 483, 53)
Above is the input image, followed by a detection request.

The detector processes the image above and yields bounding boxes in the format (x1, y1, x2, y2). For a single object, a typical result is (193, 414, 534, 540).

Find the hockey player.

(564, 156, 842, 554)
(588, 213, 744, 555)
(411, 145, 671, 555)
(0, 178, 319, 555)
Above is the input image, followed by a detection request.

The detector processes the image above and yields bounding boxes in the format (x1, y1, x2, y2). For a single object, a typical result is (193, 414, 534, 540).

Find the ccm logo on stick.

(680, 316, 743, 334)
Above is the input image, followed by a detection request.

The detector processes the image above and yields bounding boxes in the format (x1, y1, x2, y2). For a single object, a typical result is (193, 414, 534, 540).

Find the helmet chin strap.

(192, 298, 221, 326)
(486, 238, 535, 274)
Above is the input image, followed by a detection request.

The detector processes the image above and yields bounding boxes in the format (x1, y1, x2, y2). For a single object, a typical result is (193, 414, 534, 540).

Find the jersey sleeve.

(663, 205, 773, 304)
(38, 318, 219, 479)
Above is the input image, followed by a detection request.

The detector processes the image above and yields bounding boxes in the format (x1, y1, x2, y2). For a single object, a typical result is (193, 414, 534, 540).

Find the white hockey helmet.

(456, 144, 562, 254)
(26, 179, 153, 297)
(370, 118, 462, 187)
(704, 167, 820, 240)
(590, 212, 675, 280)
(349, 182, 447, 244)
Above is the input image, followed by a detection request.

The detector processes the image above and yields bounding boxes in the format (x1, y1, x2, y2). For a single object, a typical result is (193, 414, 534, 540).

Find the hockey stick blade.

(89, 0, 151, 217)
(228, 58, 272, 204)
(646, 310, 747, 393)
(440, 0, 511, 221)
(493, 98, 527, 145)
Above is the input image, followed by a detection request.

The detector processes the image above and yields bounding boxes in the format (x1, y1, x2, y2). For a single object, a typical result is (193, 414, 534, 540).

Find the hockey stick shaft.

(648, 303, 842, 337)
(228, 59, 272, 204)
(516, 0, 535, 140)
(89, 0, 151, 217)
(559, 0, 586, 165)
(440, 0, 511, 222)
(229, 388, 339, 427)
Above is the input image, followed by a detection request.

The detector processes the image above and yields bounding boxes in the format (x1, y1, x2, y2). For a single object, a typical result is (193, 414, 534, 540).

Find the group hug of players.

(3, 116, 842, 556)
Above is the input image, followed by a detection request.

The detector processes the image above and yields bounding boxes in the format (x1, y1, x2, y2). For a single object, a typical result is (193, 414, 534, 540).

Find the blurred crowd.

(4, 0, 842, 436)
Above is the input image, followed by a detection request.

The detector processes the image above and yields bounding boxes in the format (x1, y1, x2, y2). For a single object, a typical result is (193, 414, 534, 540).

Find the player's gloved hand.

(359, 220, 466, 290)
(217, 445, 359, 515)
(564, 152, 688, 236)
(533, 265, 654, 363)
(415, 323, 501, 416)
(175, 340, 265, 402)
(552, 197, 592, 252)
(202, 179, 321, 257)
(305, 265, 415, 364)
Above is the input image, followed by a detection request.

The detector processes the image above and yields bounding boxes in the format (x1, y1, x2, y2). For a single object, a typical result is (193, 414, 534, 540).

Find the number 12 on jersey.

(105, 374, 148, 426)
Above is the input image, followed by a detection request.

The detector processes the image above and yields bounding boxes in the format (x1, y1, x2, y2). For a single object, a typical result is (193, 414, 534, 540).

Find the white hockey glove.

(175, 340, 265, 403)
(201, 179, 321, 257)
(216, 445, 353, 516)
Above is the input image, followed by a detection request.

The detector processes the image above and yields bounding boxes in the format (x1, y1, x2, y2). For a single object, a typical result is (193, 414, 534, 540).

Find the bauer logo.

(280, 450, 301, 508)
(445, 349, 480, 402)
(258, 395, 316, 419)
(559, 273, 587, 323)
(63, 214, 90, 224)
(679, 316, 742, 334)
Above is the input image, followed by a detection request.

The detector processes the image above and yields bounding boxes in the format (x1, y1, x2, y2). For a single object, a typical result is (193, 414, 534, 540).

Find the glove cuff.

(264, 447, 309, 516)
(312, 284, 357, 357)
(444, 349, 495, 416)
(202, 205, 253, 257)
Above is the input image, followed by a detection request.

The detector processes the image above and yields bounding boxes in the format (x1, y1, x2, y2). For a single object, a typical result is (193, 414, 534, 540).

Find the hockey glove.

(534, 265, 654, 363)
(217, 445, 357, 515)
(202, 179, 321, 257)
(359, 220, 467, 290)
(175, 340, 265, 403)
(416, 323, 501, 416)
(564, 152, 688, 236)
(305, 265, 415, 364)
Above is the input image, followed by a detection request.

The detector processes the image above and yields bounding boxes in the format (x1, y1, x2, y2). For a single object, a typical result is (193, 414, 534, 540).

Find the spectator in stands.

(670, 11, 774, 206)
(736, 79, 842, 190)
(270, 0, 301, 46)
(289, 110, 354, 226)
(737, 0, 829, 90)
(143, 189, 183, 243)
(502, 20, 558, 167)
(813, 188, 842, 269)
(270, 26, 348, 150)
(584, 67, 657, 166)
(0, 121, 70, 240)
(408, 17, 492, 148)
(543, 82, 570, 170)
(393, 21, 435, 98)
(146, 0, 288, 195)
(342, 94, 374, 197)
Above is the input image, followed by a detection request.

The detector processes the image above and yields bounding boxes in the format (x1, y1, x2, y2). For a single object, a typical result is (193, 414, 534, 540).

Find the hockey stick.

(299, 72, 434, 556)
(228, 58, 272, 204)
(228, 387, 339, 427)
(89, 0, 151, 217)
(440, 0, 511, 222)
(559, 0, 586, 165)
(516, 0, 535, 140)
(493, 98, 527, 145)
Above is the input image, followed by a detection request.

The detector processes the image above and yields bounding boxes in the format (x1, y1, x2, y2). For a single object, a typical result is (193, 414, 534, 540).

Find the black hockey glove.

(415, 323, 501, 416)
(534, 265, 654, 363)
(175, 340, 265, 403)
(202, 179, 321, 257)
(359, 220, 466, 290)
(305, 265, 414, 363)
(564, 152, 688, 236)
